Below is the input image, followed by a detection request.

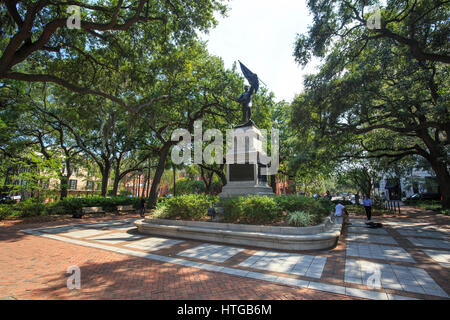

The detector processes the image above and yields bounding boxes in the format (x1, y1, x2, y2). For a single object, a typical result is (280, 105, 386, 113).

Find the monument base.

(218, 122, 275, 199)
(219, 181, 275, 198)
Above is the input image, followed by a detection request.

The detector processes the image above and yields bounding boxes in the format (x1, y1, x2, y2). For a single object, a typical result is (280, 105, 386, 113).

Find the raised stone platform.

(135, 214, 343, 251)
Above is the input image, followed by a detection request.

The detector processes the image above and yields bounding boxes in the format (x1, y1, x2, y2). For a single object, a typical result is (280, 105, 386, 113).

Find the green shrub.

(0, 204, 20, 220)
(0, 196, 142, 220)
(155, 194, 216, 220)
(170, 178, 206, 195)
(53, 196, 140, 215)
(152, 205, 170, 219)
(16, 199, 45, 217)
(287, 211, 314, 227)
(221, 196, 281, 224)
(275, 195, 332, 216)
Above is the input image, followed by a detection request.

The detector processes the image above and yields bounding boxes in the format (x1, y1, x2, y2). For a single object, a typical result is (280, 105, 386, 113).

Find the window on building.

(86, 181, 94, 190)
(68, 179, 77, 190)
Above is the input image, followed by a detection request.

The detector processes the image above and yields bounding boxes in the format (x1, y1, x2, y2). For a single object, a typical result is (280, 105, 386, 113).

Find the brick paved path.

(0, 208, 448, 300)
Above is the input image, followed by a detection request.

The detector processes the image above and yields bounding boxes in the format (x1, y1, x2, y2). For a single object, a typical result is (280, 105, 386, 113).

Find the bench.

(117, 205, 136, 213)
(73, 206, 105, 218)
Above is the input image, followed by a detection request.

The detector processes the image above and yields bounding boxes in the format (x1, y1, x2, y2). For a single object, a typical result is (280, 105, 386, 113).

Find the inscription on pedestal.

(229, 164, 255, 182)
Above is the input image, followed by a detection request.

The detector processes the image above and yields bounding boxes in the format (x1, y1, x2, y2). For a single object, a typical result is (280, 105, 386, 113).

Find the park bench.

(73, 206, 105, 219)
(117, 205, 136, 213)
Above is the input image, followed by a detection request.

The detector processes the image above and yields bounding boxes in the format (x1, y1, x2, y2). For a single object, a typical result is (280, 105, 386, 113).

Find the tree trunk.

(100, 164, 111, 197)
(60, 175, 68, 199)
(141, 174, 148, 198)
(430, 160, 450, 209)
(146, 167, 151, 197)
(172, 164, 176, 196)
(112, 168, 121, 197)
(270, 175, 277, 193)
(148, 144, 170, 209)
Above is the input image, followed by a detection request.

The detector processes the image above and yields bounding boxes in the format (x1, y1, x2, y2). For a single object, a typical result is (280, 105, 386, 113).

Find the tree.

(294, 0, 449, 65)
(292, 0, 450, 208)
(0, 0, 228, 111)
(136, 42, 242, 208)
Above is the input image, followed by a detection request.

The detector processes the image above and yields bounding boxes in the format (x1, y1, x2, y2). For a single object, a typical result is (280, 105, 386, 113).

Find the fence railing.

(384, 200, 401, 215)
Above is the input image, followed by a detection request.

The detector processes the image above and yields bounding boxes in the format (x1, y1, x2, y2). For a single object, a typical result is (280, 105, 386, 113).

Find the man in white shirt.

(335, 202, 351, 225)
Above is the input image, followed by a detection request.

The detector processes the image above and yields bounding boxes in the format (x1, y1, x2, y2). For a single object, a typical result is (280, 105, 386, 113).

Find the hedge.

(153, 194, 216, 220)
(221, 196, 282, 224)
(0, 196, 141, 220)
(275, 195, 333, 216)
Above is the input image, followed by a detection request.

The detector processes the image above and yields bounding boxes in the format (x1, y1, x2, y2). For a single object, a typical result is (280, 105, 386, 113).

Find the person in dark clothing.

(140, 197, 146, 218)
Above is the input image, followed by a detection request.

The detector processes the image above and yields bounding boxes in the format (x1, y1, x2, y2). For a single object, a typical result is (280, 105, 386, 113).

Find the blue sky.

(201, 0, 320, 102)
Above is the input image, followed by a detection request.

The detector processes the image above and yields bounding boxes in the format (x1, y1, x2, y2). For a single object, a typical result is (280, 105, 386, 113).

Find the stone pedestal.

(219, 123, 275, 198)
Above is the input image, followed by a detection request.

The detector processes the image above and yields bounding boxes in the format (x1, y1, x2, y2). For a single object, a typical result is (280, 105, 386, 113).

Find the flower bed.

(152, 194, 334, 227)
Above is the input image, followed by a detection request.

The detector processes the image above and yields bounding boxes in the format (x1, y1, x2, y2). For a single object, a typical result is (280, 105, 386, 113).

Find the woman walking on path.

(363, 194, 373, 221)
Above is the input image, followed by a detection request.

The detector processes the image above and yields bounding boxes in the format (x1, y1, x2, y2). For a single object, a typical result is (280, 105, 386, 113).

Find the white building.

(377, 168, 440, 200)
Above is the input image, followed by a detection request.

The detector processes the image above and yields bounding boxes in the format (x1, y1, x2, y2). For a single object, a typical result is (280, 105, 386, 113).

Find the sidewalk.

(0, 208, 448, 300)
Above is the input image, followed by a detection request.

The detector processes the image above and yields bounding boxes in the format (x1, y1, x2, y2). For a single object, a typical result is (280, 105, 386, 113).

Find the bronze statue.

(237, 61, 260, 124)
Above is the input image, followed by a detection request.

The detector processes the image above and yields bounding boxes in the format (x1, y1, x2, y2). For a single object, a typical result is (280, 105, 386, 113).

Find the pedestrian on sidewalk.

(363, 194, 373, 221)
(139, 197, 146, 218)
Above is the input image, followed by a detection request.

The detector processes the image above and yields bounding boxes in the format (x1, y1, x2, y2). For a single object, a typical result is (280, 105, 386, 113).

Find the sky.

(200, 0, 320, 103)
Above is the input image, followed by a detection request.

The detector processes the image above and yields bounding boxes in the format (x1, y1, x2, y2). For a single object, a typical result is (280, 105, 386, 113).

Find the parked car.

(406, 193, 440, 201)
(419, 192, 441, 200)
(406, 193, 421, 201)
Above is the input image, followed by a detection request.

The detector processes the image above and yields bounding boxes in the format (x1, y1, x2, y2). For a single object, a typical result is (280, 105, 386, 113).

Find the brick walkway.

(0, 208, 448, 300)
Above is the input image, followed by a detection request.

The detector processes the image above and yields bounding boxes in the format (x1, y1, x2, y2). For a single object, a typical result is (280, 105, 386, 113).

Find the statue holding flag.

(237, 61, 260, 124)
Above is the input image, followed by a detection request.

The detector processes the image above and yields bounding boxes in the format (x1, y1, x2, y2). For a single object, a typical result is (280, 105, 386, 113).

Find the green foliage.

(403, 200, 442, 211)
(287, 211, 321, 227)
(226, 195, 334, 225)
(291, 0, 450, 209)
(155, 194, 216, 220)
(0, 196, 140, 220)
(151, 205, 170, 219)
(171, 178, 206, 195)
(220, 195, 332, 225)
(16, 199, 46, 217)
(221, 196, 281, 224)
(0, 204, 20, 220)
(52, 196, 140, 214)
(275, 195, 333, 216)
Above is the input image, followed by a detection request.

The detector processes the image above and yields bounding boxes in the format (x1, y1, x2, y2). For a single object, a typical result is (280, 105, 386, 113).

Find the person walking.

(139, 197, 146, 218)
(363, 194, 373, 222)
